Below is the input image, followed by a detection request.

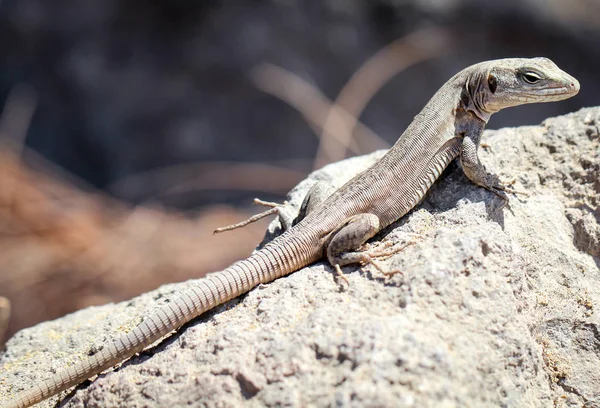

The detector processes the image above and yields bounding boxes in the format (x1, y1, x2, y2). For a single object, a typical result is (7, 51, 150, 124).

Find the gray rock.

(1, 107, 599, 407)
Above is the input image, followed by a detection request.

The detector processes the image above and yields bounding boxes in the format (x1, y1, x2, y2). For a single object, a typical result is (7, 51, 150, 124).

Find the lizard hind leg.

(213, 181, 337, 235)
(293, 180, 337, 226)
(256, 180, 336, 231)
(326, 213, 383, 285)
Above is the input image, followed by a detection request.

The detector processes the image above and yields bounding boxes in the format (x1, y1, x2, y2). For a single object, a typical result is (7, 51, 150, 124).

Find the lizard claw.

(490, 182, 529, 205)
(359, 257, 404, 282)
(481, 173, 528, 203)
(490, 186, 510, 202)
(333, 264, 350, 289)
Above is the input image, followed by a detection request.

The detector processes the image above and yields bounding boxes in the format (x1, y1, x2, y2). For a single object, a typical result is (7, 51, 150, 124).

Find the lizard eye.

(521, 71, 543, 84)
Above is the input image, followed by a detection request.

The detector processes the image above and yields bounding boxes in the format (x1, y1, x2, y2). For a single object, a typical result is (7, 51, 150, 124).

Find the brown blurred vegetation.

(0, 87, 306, 342)
(0, 139, 286, 342)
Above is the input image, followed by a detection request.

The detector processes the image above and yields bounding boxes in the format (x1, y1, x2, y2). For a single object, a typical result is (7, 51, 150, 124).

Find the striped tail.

(3, 232, 318, 408)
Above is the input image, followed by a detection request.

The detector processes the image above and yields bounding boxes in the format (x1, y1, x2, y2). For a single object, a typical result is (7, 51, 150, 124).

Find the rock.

(1, 107, 599, 407)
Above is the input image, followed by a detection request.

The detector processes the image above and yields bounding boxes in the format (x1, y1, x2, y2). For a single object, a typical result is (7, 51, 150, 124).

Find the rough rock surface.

(1, 107, 599, 407)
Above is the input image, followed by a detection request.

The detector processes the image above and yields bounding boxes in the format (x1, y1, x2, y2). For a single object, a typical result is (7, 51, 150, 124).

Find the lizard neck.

(388, 71, 466, 152)
(461, 68, 494, 123)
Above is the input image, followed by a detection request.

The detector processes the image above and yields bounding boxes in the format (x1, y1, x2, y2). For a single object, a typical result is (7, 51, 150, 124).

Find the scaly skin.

(1, 58, 579, 407)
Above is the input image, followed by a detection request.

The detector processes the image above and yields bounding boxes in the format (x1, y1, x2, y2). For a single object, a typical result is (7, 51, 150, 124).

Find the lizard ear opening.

(488, 73, 497, 94)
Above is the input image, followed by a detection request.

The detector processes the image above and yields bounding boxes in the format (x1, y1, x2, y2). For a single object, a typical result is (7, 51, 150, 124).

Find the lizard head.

(465, 57, 579, 121)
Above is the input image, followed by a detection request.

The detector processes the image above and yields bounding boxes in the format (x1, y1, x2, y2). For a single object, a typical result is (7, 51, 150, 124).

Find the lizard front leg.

(461, 135, 503, 195)
(460, 132, 524, 199)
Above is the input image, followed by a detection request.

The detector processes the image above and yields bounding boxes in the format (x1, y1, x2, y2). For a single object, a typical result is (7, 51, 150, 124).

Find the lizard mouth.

(535, 85, 579, 96)
(540, 77, 580, 96)
(519, 83, 579, 101)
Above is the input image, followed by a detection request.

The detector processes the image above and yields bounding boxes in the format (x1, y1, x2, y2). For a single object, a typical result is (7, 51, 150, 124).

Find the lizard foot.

(213, 198, 289, 234)
(488, 182, 529, 209)
(333, 264, 350, 289)
(361, 236, 419, 259)
(360, 256, 404, 279)
(493, 182, 530, 197)
(358, 237, 421, 280)
(483, 174, 529, 201)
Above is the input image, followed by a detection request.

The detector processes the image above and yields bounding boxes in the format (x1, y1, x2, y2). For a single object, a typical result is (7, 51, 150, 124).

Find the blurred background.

(0, 0, 598, 343)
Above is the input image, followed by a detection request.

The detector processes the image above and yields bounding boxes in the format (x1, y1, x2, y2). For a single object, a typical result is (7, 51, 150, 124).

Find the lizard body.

(1, 58, 579, 408)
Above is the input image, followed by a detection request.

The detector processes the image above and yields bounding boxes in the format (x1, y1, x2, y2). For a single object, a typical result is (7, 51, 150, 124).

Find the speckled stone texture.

(1, 107, 598, 407)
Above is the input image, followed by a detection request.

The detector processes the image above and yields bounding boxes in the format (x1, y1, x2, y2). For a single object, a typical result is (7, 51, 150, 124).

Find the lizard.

(0, 57, 579, 408)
